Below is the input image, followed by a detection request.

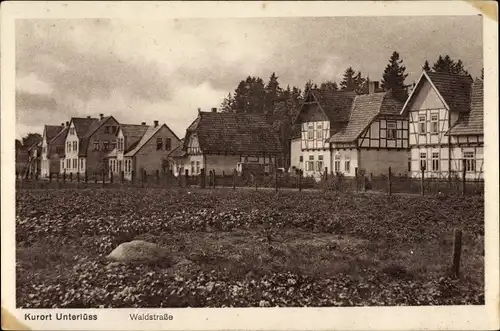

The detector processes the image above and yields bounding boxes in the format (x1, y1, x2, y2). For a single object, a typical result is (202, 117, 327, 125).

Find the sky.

(15, 16, 483, 140)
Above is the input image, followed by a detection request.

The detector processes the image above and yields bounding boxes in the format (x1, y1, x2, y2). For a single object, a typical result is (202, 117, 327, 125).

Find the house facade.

(61, 114, 119, 175)
(169, 109, 282, 176)
(400, 70, 482, 179)
(291, 83, 408, 179)
(26, 140, 42, 177)
(40, 124, 65, 177)
(108, 120, 181, 180)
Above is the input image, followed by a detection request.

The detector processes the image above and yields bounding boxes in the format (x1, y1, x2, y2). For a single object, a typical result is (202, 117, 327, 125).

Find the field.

(16, 188, 484, 308)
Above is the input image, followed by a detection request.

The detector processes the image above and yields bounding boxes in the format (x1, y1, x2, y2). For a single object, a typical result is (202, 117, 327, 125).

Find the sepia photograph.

(2, 1, 499, 330)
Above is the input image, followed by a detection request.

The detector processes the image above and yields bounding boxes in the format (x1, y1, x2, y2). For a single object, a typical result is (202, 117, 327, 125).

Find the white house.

(291, 82, 409, 179)
(40, 124, 65, 177)
(400, 70, 483, 179)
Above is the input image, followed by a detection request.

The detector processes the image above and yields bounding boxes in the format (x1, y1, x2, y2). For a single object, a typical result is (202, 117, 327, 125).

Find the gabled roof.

(448, 78, 483, 136)
(72, 117, 98, 137)
(182, 111, 282, 155)
(48, 127, 68, 157)
(78, 116, 118, 156)
(124, 124, 176, 157)
(294, 89, 357, 125)
(119, 124, 149, 138)
(401, 70, 473, 114)
(44, 125, 64, 143)
(329, 92, 404, 143)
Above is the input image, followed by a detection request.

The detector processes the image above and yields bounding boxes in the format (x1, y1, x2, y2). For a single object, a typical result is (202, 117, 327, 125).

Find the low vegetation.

(16, 188, 484, 308)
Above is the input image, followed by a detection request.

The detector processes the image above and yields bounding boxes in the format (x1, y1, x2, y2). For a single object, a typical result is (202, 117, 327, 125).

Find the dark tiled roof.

(448, 78, 483, 135)
(168, 141, 186, 158)
(72, 117, 98, 137)
(426, 71, 473, 113)
(120, 124, 149, 138)
(185, 111, 282, 155)
(48, 127, 68, 157)
(78, 116, 117, 156)
(329, 92, 404, 143)
(45, 125, 64, 142)
(310, 89, 357, 122)
(125, 124, 174, 157)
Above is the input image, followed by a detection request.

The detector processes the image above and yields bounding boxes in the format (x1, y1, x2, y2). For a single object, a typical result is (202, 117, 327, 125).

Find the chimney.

(87, 116, 91, 119)
(99, 113, 104, 120)
(141, 122, 146, 125)
(197, 107, 201, 114)
(65, 121, 69, 127)
(154, 120, 159, 127)
(211, 107, 217, 113)
(368, 81, 375, 94)
(61, 123, 64, 127)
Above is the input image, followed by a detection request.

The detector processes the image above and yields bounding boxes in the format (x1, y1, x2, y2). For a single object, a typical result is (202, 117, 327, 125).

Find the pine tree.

(220, 93, 234, 112)
(340, 67, 357, 92)
(381, 51, 408, 102)
(423, 60, 431, 72)
(453, 60, 469, 76)
(354, 72, 367, 94)
(264, 72, 282, 113)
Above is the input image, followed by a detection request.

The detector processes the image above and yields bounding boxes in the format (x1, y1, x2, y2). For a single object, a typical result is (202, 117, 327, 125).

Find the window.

(299, 156, 303, 162)
(344, 155, 351, 173)
(196, 161, 200, 174)
(93, 141, 99, 151)
(103, 141, 109, 151)
(117, 138, 123, 151)
(42, 146, 46, 154)
(72, 141, 77, 152)
(66, 159, 70, 169)
(111, 140, 116, 150)
(191, 161, 195, 175)
(316, 124, 323, 141)
(420, 152, 427, 170)
(387, 121, 397, 140)
(432, 152, 439, 171)
(316, 155, 324, 172)
(334, 154, 341, 172)
(111, 126, 117, 134)
(464, 151, 475, 172)
(80, 158, 84, 170)
(67, 142, 71, 153)
(306, 155, 314, 171)
(307, 124, 314, 140)
(165, 138, 172, 150)
(418, 115, 426, 134)
(73, 159, 77, 169)
(104, 126, 110, 134)
(430, 114, 439, 134)
(156, 138, 163, 150)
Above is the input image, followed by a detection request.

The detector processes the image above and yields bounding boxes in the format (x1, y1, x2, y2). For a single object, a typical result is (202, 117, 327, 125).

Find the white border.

(2, 1, 498, 330)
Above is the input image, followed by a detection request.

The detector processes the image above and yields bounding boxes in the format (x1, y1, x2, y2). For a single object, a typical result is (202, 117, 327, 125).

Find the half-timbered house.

(291, 82, 408, 179)
(400, 70, 482, 179)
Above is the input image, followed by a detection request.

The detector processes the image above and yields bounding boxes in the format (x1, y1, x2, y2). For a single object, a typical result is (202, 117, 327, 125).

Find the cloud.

(15, 17, 482, 139)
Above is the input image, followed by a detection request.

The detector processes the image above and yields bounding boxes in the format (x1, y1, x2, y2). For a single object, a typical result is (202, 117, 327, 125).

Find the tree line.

(218, 52, 480, 168)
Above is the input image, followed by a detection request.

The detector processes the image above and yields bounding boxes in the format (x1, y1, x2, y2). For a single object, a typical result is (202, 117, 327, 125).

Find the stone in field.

(107, 240, 168, 263)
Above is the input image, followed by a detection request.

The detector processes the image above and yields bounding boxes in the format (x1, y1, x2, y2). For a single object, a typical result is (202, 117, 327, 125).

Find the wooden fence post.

(94, 172, 97, 184)
(388, 167, 392, 196)
(363, 173, 366, 192)
(77, 172, 80, 183)
(420, 165, 425, 196)
(142, 170, 145, 188)
(121, 171, 124, 184)
(222, 171, 225, 188)
(49, 172, 52, 182)
(451, 229, 463, 278)
(156, 170, 160, 185)
(354, 167, 358, 193)
(462, 159, 466, 196)
(131, 170, 135, 184)
(298, 170, 302, 192)
(212, 170, 216, 189)
(200, 168, 206, 188)
(63, 170, 66, 183)
(184, 169, 189, 188)
(324, 167, 328, 182)
(233, 169, 236, 191)
(85, 171, 88, 183)
(275, 169, 279, 192)
(102, 169, 105, 188)
(69, 172, 72, 182)
(254, 173, 258, 191)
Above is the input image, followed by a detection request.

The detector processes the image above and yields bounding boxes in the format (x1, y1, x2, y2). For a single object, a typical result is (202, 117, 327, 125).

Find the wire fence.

(16, 166, 484, 196)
